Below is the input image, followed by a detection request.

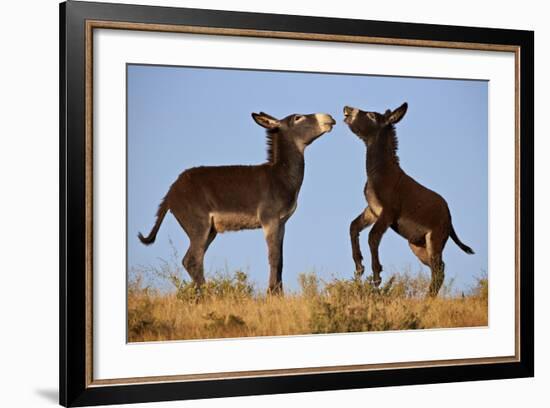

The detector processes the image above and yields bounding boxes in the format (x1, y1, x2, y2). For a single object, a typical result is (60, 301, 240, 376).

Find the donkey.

(138, 112, 336, 294)
(343, 103, 474, 297)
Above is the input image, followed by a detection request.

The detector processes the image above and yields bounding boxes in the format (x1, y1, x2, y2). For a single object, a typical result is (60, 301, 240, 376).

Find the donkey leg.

(427, 255, 445, 297)
(262, 220, 285, 295)
(350, 207, 376, 278)
(182, 243, 207, 286)
(368, 216, 390, 287)
(426, 232, 446, 297)
(182, 221, 216, 287)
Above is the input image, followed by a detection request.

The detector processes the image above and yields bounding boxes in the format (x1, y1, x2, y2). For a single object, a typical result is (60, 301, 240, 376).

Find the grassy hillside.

(128, 265, 488, 342)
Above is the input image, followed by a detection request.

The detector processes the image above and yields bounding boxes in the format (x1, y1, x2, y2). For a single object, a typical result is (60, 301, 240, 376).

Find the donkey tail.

(449, 224, 474, 255)
(138, 196, 169, 246)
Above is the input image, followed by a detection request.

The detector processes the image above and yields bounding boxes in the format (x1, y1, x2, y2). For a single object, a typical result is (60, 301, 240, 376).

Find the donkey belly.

(211, 212, 261, 233)
(393, 217, 428, 245)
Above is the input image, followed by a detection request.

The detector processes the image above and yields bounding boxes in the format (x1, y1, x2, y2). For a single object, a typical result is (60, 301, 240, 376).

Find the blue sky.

(127, 64, 488, 292)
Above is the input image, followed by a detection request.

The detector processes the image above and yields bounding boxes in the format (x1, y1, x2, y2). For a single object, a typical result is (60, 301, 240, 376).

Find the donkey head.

(252, 112, 336, 152)
(343, 103, 408, 144)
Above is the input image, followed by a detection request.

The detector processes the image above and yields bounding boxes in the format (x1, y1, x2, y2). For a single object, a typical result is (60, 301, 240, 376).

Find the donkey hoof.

(354, 265, 365, 278)
(373, 277, 382, 288)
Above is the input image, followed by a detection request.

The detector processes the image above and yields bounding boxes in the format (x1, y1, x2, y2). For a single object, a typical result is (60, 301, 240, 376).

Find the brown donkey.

(139, 112, 336, 294)
(343, 103, 474, 297)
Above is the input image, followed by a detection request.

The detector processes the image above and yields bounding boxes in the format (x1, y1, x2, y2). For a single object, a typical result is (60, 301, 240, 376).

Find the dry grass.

(128, 262, 488, 342)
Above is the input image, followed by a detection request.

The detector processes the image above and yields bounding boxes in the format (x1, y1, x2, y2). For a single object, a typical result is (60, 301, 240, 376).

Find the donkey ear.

(259, 112, 278, 121)
(252, 112, 280, 130)
(386, 102, 408, 124)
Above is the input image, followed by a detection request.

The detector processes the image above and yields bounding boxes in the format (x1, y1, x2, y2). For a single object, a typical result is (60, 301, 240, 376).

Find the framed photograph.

(60, 1, 534, 406)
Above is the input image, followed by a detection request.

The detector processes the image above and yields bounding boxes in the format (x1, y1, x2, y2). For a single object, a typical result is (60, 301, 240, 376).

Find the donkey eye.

(367, 112, 376, 121)
(294, 115, 305, 123)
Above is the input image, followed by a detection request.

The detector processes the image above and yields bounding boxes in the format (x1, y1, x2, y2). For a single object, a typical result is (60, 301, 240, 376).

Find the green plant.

(308, 276, 423, 334)
(173, 270, 255, 303)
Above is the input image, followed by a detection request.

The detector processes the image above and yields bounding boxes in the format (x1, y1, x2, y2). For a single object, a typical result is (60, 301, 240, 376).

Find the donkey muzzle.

(316, 113, 336, 132)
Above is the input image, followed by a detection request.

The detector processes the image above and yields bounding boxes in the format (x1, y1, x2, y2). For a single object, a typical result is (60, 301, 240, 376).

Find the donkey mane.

(260, 111, 283, 165)
(366, 124, 400, 176)
(265, 130, 278, 164)
(265, 129, 302, 166)
(382, 124, 400, 166)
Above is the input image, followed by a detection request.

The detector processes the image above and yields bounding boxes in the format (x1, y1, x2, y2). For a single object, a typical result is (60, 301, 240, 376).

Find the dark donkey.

(139, 112, 336, 294)
(343, 103, 474, 297)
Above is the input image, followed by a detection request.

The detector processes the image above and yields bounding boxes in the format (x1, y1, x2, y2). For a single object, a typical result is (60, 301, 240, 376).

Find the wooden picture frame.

(60, 1, 534, 406)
